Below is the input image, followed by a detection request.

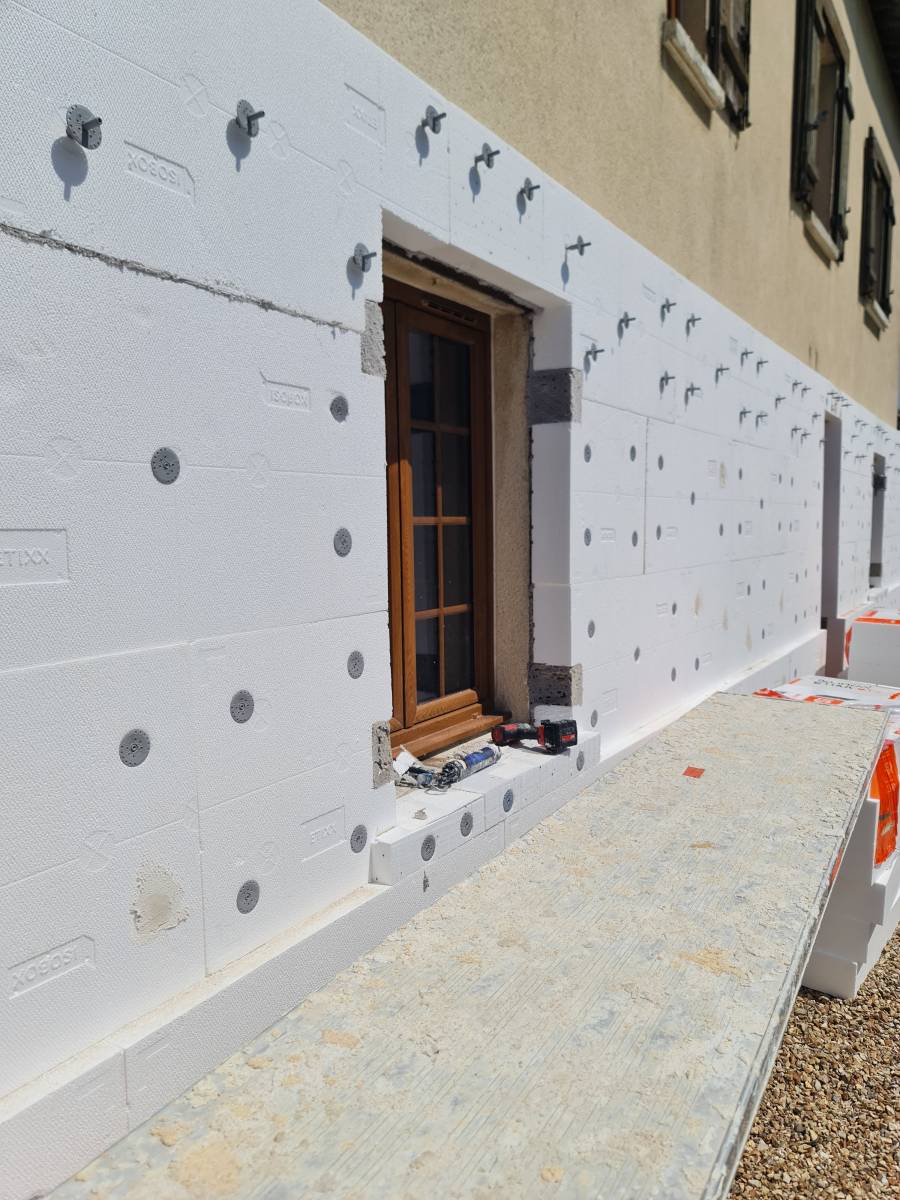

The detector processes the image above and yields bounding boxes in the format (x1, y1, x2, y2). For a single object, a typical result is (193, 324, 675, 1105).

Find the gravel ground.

(730, 929, 900, 1199)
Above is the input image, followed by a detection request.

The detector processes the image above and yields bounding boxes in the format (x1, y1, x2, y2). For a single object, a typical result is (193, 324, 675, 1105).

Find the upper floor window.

(666, 1, 751, 129)
(791, 1, 854, 259)
(860, 129, 895, 327)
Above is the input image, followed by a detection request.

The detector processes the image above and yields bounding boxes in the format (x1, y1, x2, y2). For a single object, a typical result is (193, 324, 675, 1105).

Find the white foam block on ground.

(847, 609, 900, 687)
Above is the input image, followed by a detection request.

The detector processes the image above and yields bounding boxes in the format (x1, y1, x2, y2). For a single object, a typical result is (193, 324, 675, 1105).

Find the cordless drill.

(490, 719, 578, 754)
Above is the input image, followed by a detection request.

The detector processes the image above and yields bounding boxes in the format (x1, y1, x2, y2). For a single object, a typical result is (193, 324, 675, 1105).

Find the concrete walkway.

(54, 694, 885, 1200)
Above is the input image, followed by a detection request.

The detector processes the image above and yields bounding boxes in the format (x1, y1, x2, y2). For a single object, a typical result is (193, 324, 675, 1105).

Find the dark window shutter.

(734, 0, 751, 127)
(882, 183, 895, 316)
(714, 0, 751, 128)
(861, 130, 878, 300)
(708, 0, 722, 76)
(831, 79, 854, 256)
(792, 0, 819, 204)
(728, 0, 751, 67)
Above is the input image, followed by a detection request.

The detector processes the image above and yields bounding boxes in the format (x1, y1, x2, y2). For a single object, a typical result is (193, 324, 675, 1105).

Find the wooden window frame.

(860, 128, 895, 324)
(791, 0, 854, 258)
(668, 0, 751, 129)
(383, 278, 499, 757)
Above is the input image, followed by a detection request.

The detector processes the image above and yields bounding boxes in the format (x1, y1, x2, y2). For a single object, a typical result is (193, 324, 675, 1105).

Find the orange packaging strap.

(871, 742, 899, 866)
(754, 687, 844, 705)
(830, 847, 844, 885)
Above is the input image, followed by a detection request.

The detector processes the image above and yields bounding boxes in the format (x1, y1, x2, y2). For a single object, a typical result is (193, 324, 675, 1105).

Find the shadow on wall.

(659, 38, 716, 130)
(50, 138, 87, 200)
(225, 120, 253, 170)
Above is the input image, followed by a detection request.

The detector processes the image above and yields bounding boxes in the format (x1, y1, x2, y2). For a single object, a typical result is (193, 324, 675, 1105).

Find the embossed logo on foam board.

(124, 143, 195, 200)
(344, 84, 385, 146)
(0, 530, 68, 584)
(262, 375, 311, 411)
(9, 936, 95, 998)
(302, 807, 345, 860)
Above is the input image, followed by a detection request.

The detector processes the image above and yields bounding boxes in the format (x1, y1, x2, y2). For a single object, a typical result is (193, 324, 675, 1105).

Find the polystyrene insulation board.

(200, 758, 396, 973)
(1, 2, 899, 1191)
(1, 822, 204, 1099)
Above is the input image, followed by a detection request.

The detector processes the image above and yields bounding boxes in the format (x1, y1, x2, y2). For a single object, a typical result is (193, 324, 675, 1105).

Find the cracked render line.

(0, 221, 353, 330)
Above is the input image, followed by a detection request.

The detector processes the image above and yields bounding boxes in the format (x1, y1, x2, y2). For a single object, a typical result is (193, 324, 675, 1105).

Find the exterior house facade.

(1, 2, 899, 1195)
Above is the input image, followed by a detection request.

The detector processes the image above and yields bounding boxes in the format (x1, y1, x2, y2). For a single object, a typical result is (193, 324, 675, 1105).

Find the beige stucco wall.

(325, 0, 900, 425)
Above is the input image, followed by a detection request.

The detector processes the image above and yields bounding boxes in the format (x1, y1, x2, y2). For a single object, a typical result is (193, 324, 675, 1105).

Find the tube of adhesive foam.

(439, 744, 502, 787)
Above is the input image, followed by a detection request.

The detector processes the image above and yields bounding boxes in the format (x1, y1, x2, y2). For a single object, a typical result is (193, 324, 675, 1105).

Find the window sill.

(391, 706, 503, 759)
(662, 19, 726, 113)
(865, 297, 890, 332)
(804, 211, 840, 263)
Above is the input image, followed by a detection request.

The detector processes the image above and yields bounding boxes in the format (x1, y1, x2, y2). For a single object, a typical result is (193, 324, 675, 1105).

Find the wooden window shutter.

(725, 0, 751, 74)
(792, 0, 820, 204)
(884, 190, 895, 317)
(708, 0, 722, 75)
(732, 0, 751, 127)
(861, 131, 896, 316)
(831, 78, 854, 256)
(715, 0, 750, 128)
(861, 130, 879, 301)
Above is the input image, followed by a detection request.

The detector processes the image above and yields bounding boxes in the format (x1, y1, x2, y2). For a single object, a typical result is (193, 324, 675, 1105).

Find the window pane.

(411, 429, 436, 516)
(435, 337, 471, 427)
(409, 331, 434, 421)
(680, 0, 708, 57)
(414, 525, 438, 612)
(443, 524, 472, 608)
(441, 432, 471, 516)
(816, 69, 844, 225)
(415, 618, 439, 703)
(444, 611, 474, 696)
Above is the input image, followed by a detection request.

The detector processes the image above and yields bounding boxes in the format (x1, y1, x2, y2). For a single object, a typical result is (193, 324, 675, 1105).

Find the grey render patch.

(527, 367, 583, 424)
(529, 662, 583, 708)
(130, 864, 188, 943)
(371, 720, 393, 788)
(361, 300, 386, 377)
